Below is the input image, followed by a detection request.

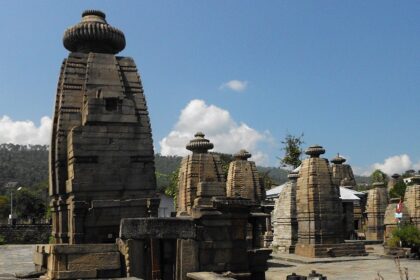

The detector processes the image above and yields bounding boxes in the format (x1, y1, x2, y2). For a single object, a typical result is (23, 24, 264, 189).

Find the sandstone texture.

(226, 150, 263, 203)
(49, 10, 159, 245)
(365, 182, 388, 241)
(404, 176, 420, 229)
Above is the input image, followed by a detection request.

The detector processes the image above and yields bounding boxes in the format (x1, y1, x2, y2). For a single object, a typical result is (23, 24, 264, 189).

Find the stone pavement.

(0, 245, 35, 279)
(0, 245, 419, 280)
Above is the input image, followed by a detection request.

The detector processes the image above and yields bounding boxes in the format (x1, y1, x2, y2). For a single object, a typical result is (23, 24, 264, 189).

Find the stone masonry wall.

(0, 224, 51, 244)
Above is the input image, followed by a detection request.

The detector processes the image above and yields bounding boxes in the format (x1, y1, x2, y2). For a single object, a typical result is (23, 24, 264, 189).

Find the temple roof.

(234, 149, 251, 160)
(63, 10, 126, 54)
(186, 132, 214, 153)
(331, 153, 346, 164)
(305, 145, 325, 158)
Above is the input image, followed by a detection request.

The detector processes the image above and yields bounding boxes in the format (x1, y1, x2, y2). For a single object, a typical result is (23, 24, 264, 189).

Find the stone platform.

(34, 244, 122, 280)
(294, 242, 367, 258)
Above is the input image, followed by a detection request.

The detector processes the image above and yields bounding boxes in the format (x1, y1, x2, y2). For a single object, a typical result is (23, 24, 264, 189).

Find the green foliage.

(280, 133, 304, 169)
(0, 144, 48, 190)
(370, 169, 389, 185)
(387, 224, 420, 248)
(0, 195, 10, 219)
(164, 169, 180, 208)
(14, 187, 47, 219)
(389, 180, 407, 199)
(211, 152, 234, 180)
(0, 234, 5, 245)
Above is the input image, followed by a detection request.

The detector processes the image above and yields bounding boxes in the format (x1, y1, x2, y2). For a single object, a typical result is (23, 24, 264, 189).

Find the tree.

(370, 169, 389, 185)
(280, 133, 304, 169)
(164, 169, 180, 207)
(0, 195, 10, 220)
(389, 180, 407, 199)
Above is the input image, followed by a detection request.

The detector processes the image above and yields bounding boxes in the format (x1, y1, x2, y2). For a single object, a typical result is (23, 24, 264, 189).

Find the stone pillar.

(365, 182, 388, 241)
(271, 172, 298, 253)
(404, 175, 420, 230)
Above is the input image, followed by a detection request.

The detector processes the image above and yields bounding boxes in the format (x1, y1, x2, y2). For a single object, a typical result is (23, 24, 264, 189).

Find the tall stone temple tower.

(226, 149, 263, 202)
(294, 145, 366, 257)
(176, 132, 225, 216)
(49, 10, 159, 244)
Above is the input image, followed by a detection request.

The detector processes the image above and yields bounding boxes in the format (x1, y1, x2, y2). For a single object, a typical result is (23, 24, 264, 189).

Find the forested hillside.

(0, 144, 48, 190)
(0, 144, 369, 192)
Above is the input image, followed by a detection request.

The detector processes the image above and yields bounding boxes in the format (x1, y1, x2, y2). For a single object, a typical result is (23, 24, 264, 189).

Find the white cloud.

(219, 80, 248, 92)
(0, 115, 52, 145)
(159, 99, 273, 165)
(356, 154, 420, 176)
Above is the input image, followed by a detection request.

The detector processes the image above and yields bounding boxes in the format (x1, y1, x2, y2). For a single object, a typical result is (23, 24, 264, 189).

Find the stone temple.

(49, 10, 159, 245)
(294, 145, 366, 257)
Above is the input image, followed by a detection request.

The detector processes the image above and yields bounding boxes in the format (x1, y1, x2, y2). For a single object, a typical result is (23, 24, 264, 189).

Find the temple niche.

(404, 175, 420, 230)
(365, 182, 389, 241)
(294, 145, 366, 257)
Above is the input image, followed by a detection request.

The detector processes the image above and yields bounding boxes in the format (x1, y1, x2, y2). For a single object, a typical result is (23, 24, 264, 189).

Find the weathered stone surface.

(119, 217, 195, 239)
(296, 145, 343, 245)
(404, 176, 420, 230)
(272, 172, 298, 253)
(365, 182, 388, 241)
(330, 154, 356, 188)
(384, 198, 410, 243)
(35, 244, 122, 280)
(50, 10, 158, 244)
(226, 150, 263, 203)
(176, 133, 225, 216)
(294, 145, 366, 257)
(186, 272, 236, 280)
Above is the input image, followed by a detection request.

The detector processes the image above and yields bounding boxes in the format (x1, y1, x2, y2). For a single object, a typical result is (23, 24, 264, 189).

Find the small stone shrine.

(176, 132, 225, 216)
(404, 175, 420, 229)
(331, 154, 356, 188)
(365, 182, 389, 241)
(119, 133, 271, 280)
(271, 171, 298, 253)
(294, 145, 366, 257)
(226, 149, 263, 202)
(387, 173, 401, 192)
(331, 154, 365, 233)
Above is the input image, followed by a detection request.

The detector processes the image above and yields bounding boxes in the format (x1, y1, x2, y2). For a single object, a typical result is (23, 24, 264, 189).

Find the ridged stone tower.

(176, 132, 225, 216)
(271, 172, 298, 253)
(50, 10, 159, 244)
(365, 182, 389, 241)
(404, 176, 420, 230)
(226, 149, 262, 202)
(294, 145, 366, 257)
(331, 154, 356, 188)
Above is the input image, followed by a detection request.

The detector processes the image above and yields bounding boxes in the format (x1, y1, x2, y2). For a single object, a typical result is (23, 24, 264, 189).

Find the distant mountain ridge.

(0, 145, 370, 193)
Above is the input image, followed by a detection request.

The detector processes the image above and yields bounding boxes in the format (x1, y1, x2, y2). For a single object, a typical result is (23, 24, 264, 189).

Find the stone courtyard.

(0, 245, 419, 280)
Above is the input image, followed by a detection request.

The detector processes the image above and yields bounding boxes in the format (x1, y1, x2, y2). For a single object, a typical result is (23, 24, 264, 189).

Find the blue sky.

(0, 1, 419, 174)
